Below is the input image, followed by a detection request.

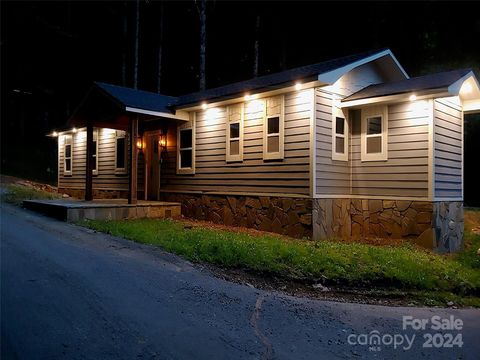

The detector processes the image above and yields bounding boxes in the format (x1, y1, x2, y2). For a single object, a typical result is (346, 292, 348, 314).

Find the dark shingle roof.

(342, 69, 471, 102)
(95, 82, 178, 114)
(177, 48, 390, 107)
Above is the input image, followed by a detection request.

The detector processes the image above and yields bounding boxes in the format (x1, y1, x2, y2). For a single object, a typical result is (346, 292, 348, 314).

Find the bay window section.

(332, 104, 348, 161)
(361, 105, 388, 161)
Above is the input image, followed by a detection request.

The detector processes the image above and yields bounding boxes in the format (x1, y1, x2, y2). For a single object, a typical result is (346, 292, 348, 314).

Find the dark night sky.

(1, 1, 480, 203)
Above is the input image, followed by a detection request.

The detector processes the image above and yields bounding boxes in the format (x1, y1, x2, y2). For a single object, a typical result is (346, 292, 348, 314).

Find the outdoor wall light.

(136, 138, 143, 150)
(158, 134, 167, 151)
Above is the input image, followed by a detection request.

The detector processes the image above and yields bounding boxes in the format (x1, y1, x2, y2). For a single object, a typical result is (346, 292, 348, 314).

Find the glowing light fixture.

(409, 94, 417, 101)
(244, 94, 252, 101)
(72, 127, 77, 133)
(295, 82, 302, 91)
(461, 82, 473, 95)
(52, 131, 58, 137)
(136, 138, 143, 150)
(201, 102, 207, 110)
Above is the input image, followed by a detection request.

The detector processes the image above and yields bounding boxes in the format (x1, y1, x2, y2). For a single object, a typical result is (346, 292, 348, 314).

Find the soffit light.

(409, 94, 417, 101)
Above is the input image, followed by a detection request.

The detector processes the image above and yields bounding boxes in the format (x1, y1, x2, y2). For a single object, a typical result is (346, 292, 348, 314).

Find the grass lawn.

(1, 184, 62, 206)
(80, 213, 480, 307)
(2, 182, 479, 306)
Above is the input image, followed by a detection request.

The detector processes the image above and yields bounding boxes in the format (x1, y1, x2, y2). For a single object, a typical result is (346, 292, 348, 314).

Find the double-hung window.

(361, 105, 388, 161)
(64, 134, 72, 176)
(177, 113, 195, 174)
(263, 95, 284, 160)
(92, 130, 99, 175)
(332, 104, 348, 161)
(115, 130, 127, 174)
(226, 104, 244, 162)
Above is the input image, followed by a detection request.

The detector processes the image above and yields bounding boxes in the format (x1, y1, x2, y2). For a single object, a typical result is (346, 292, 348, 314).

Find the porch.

(23, 198, 181, 222)
(55, 82, 189, 204)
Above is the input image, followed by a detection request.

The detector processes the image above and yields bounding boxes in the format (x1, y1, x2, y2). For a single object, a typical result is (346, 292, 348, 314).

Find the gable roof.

(95, 82, 179, 114)
(176, 48, 407, 108)
(342, 69, 472, 102)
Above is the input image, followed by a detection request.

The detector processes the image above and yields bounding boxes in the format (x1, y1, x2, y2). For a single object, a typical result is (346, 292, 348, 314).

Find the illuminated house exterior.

(55, 49, 480, 252)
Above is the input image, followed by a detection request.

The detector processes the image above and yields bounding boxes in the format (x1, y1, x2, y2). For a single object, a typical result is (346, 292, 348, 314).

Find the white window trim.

(176, 113, 196, 174)
(115, 130, 127, 174)
(226, 104, 244, 162)
(64, 134, 72, 176)
(361, 105, 388, 161)
(92, 129, 99, 176)
(331, 103, 349, 161)
(263, 95, 284, 160)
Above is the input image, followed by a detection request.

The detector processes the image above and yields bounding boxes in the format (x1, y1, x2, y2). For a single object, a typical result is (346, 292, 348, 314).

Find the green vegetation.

(81, 214, 480, 306)
(1, 184, 61, 206)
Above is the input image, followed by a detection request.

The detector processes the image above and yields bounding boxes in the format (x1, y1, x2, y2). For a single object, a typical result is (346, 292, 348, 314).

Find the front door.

(147, 133, 161, 200)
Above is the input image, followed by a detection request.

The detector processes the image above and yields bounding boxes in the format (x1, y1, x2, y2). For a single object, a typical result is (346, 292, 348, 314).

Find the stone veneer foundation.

(161, 193, 313, 238)
(313, 198, 463, 252)
(58, 188, 139, 200)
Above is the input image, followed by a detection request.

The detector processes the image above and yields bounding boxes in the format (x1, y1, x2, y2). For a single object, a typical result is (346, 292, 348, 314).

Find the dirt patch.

(201, 263, 428, 307)
(1, 174, 58, 194)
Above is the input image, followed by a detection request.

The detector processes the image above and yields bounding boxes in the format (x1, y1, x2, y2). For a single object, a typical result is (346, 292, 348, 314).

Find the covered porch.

(62, 82, 188, 204)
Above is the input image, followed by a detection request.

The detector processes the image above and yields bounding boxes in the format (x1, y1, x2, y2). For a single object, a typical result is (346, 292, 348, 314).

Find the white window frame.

(115, 130, 127, 174)
(64, 134, 73, 176)
(331, 103, 349, 161)
(92, 129, 99, 176)
(361, 105, 388, 161)
(263, 95, 284, 160)
(177, 113, 195, 174)
(226, 104, 244, 162)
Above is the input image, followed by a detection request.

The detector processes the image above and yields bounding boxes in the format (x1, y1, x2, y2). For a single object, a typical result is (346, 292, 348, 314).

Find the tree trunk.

(199, 0, 206, 91)
(156, 1, 164, 94)
(122, 1, 127, 86)
(253, 15, 260, 78)
(133, 0, 140, 89)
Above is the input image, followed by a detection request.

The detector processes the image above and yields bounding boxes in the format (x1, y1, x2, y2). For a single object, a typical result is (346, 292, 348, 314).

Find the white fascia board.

(317, 49, 409, 85)
(463, 100, 480, 114)
(339, 90, 450, 108)
(125, 107, 189, 121)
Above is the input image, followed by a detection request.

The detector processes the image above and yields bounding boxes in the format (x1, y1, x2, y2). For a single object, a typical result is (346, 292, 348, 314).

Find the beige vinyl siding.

(161, 90, 312, 195)
(434, 98, 463, 198)
(350, 101, 430, 197)
(315, 88, 350, 195)
(58, 128, 142, 191)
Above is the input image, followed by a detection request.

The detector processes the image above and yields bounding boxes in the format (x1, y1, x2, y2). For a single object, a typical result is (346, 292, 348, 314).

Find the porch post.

(85, 120, 93, 201)
(128, 115, 138, 204)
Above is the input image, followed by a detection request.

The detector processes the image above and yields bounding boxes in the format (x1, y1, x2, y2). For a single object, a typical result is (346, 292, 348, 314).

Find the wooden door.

(147, 134, 161, 200)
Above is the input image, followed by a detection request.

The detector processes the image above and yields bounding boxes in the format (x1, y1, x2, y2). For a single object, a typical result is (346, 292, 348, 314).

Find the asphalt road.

(1, 203, 479, 359)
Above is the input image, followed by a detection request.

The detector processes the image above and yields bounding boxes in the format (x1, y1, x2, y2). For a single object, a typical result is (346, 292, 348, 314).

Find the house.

(52, 49, 480, 252)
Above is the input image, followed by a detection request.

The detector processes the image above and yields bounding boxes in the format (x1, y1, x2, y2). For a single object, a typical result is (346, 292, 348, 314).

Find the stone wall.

(161, 193, 312, 238)
(433, 202, 463, 253)
(58, 188, 136, 200)
(313, 198, 463, 252)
